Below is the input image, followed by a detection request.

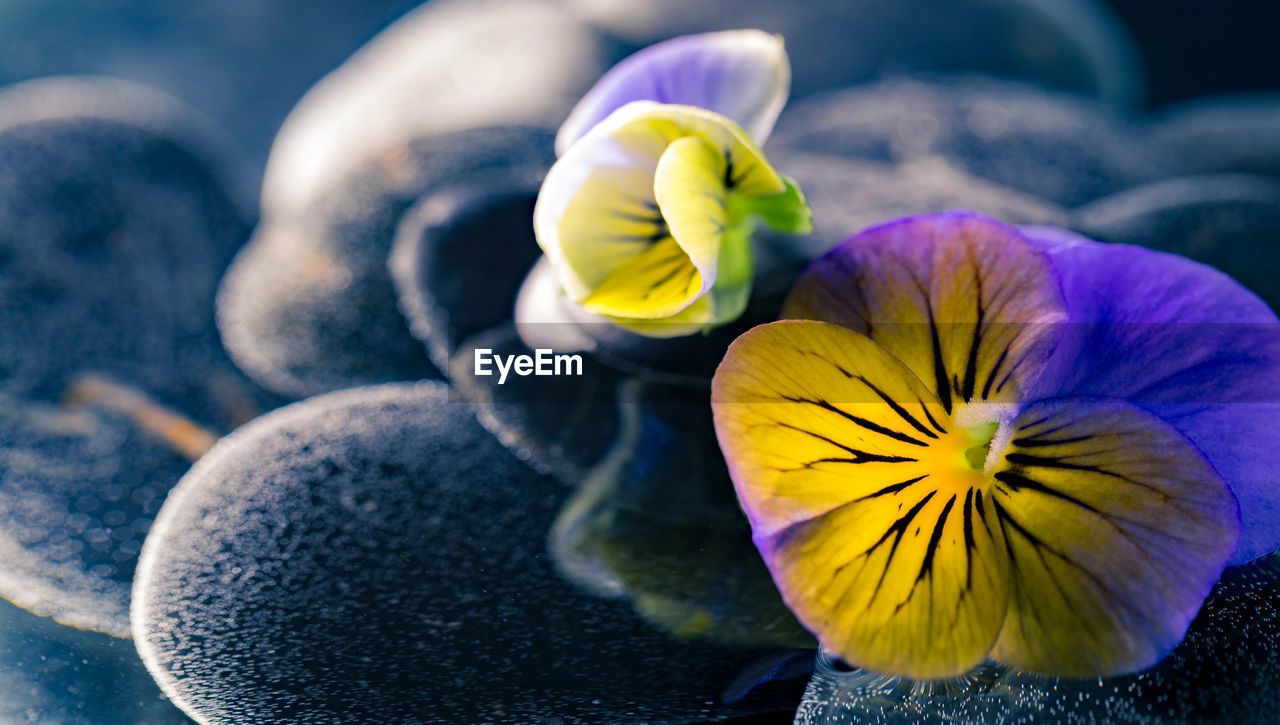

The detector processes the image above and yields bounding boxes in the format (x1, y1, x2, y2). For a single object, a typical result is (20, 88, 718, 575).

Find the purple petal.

(555, 29, 788, 155)
(783, 211, 1068, 409)
(991, 397, 1239, 676)
(1024, 225, 1280, 563)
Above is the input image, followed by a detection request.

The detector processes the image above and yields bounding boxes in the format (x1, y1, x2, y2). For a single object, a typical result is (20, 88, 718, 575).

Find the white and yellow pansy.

(533, 30, 811, 338)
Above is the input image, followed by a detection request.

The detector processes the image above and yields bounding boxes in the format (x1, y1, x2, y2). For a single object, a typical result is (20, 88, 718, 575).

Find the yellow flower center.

(915, 403, 1012, 503)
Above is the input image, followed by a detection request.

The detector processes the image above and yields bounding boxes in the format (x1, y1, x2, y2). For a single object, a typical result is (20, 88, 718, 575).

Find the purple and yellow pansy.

(528, 22, 1280, 692)
(711, 211, 1280, 680)
(533, 29, 812, 338)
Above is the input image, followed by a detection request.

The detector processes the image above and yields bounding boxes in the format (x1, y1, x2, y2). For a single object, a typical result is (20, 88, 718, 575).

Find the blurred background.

(0, 0, 1273, 199)
(0, 1, 1278, 723)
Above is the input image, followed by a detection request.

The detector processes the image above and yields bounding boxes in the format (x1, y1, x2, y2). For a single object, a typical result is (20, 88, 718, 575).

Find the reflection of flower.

(711, 211, 1280, 680)
(534, 30, 811, 338)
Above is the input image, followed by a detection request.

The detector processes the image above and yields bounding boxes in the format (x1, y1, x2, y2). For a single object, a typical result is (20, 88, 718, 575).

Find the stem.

(64, 374, 220, 461)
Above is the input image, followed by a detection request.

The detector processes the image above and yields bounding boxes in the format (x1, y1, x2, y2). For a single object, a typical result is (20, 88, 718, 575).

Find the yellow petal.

(535, 101, 785, 303)
(712, 320, 1011, 678)
(767, 479, 1009, 679)
(551, 164, 667, 301)
(581, 133, 733, 321)
(783, 212, 1067, 411)
(605, 102, 785, 199)
(601, 292, 716, 338)
(583, 236, 703, 319)
(989, 398, 1240, 677)
(653, 135, 729, 295)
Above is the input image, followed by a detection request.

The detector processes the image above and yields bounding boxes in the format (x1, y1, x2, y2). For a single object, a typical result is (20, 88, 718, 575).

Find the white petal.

(555, 29, 789, 155)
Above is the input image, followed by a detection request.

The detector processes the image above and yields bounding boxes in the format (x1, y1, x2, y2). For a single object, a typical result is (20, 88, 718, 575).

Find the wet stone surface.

(561, 0, 1144, 104)
(0, 104, 273, 636)
(390, 172, 545, 372)
(0, 114, 251, 420)
(134, 383, 803, 724)
(217, 125, 555, 399)
(0, 395, 189, 637)
(768, 76, 1183, 208)
(0, 599, 192, 724)
(1150, 94, 1280, 179)
(795, 553, 1280, 724)
(0, 75, 255, 214)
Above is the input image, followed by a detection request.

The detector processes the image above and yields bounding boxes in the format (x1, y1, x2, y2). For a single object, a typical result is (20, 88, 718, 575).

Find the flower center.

(962, 421, 1000, 471)
(919, 402, 1017, 487)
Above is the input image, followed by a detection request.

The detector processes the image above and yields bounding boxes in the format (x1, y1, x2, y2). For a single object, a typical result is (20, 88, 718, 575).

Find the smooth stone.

(134, 383, 803, 724)
(450, 325, 623, 483)
(794, 553, 1280, 723)
(561, 0, 1144, 104)
(215, 223, 438, 399)
(1072, 174, 1280, 311)
(0, 395, 190, 637)
(217, 126, 555, 399)
(768, 75, 1183, 208)
(0, 113, 253, 422)
(1151, 94, 1280, 179)
(0, 0, 427, 184)
(389, 171, 544, 372)
(0, 599, 192, 724)
(550, 378, 814, 650)
(0, 102, 275, 634)
(0, 75, 253, 215)
(260, 0, 611, 218)
(763, 151, 1069, 260)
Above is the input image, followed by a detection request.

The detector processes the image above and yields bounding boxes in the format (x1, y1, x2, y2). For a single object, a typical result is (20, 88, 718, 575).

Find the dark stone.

(564, 0, 1145, 104)
(1151, 94, 1280, 179)
(260, 0, 613, 217)
(795, 553, 1280, 723)
(0, 114, 256, 426)
(0, 75, 254, 213)
(217, 126, 556, 398)
(1072, 174, 1280, 312)
(763, 150, 1069, 260)
(0, 395, 189, 637)
(0, 0, 427, 184)
(133, 382, 802, 723)
(768, 75, 1185, 208)
(389, 171, 545, 372)
(550, 379, 814, 650)
(0, 94, 278, 635)
(450, 325, 623, 484)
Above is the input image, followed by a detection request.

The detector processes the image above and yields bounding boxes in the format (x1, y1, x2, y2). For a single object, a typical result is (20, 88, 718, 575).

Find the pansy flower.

(533, 29, 812, 338)
(711, 211, 1280, 679)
